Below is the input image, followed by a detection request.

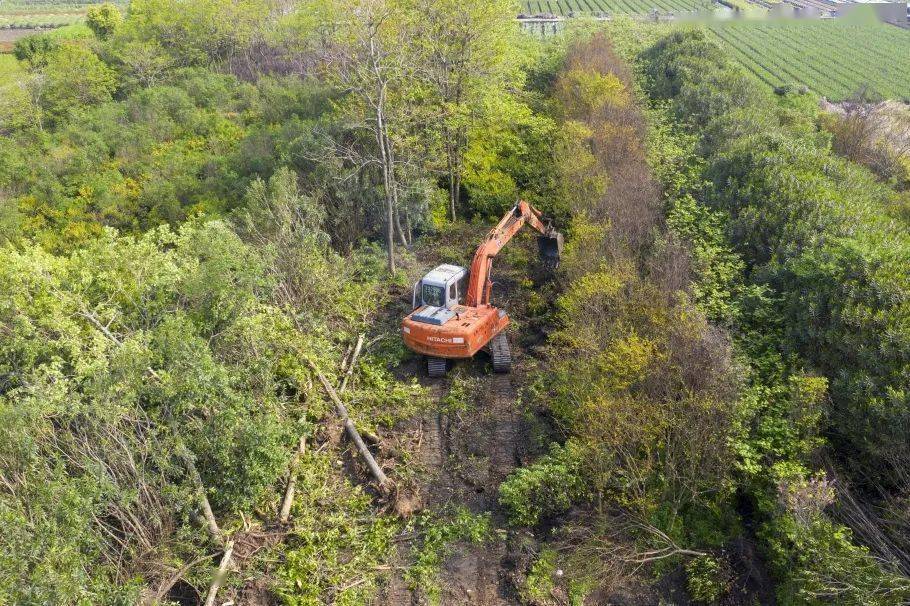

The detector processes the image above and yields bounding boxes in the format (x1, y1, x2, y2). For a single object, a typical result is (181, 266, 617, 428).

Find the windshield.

(422, 284, 445, 307)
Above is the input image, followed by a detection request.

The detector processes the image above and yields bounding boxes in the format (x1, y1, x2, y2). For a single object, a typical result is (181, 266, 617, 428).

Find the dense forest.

(1, 1, 910, 604)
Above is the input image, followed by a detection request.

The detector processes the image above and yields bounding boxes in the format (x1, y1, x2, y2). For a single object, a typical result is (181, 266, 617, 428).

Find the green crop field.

(0, 1, 111, 9)
(0, 12, 83, 27)
(0, 1, 125, 29)
(522, 0, 714, 15)
(706, 19, 910, 101)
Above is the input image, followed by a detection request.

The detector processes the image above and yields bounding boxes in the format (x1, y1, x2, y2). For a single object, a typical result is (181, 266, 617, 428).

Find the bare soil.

(377, 225, 548, 605)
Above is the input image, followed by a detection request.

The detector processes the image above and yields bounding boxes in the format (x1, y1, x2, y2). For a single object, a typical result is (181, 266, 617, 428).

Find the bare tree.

(305, 0, 416, 272)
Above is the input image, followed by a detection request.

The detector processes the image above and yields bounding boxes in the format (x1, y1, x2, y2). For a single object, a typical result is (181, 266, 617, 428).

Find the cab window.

(422, 284, 445, 307)
(457, 274, 468, 302)
(449, 282, 456, 303)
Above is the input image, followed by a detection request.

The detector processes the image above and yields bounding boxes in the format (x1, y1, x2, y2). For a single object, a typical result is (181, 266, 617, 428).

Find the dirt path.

(381, 368, 524, 605)
(379, 227, 548, 605)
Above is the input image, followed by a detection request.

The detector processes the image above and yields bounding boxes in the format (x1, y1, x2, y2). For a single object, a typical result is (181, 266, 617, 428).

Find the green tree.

(86, 3, 123, 40)
(39, 43, 117, 123)
(298, 0, 421, 273)
(120, 0, 274, 66)
(407, 0, 526, 220)
(554, 67, 630, 122)
(0, 74, 42, 135)
(12, 35, 59, 68)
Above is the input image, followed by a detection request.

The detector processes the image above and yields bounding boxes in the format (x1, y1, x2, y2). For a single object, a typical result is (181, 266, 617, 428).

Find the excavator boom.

(465, 201, 563, 307)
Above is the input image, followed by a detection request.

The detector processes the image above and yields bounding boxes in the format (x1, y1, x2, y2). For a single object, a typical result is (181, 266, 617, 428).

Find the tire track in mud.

(381, 369, 523, 606)
(436, 372, 521, 606)
(425, 369, 521, 606)
(487, 374, 520, 488)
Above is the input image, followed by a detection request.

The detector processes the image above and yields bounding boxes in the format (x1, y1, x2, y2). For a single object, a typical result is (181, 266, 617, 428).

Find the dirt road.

(379, 226, 549, 605)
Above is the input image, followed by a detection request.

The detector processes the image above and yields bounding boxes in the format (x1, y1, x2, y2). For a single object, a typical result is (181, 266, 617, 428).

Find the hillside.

(2, 2, 910, 605)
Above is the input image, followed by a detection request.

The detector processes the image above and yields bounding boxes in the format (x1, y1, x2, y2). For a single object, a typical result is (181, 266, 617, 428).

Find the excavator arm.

(464, 200, 563, 307)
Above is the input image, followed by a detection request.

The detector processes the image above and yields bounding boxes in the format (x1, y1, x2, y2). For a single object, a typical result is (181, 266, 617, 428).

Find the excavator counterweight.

(401, 201, 562, 377)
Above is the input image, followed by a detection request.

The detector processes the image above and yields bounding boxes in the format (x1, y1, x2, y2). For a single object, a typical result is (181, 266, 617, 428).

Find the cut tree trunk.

(279, 435, 306, 524)
(339, 334, 364, 395)
(307, 359, 389, 493)
(178, 443, 221, 541)
(279, 334, 366, 524)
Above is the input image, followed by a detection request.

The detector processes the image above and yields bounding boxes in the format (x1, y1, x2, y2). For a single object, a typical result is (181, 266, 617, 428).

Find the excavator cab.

(411, 264, 468, 311)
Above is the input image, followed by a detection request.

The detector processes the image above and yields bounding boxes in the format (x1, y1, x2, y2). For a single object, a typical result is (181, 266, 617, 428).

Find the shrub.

(86, 3, 123, 40)
(499, 442, 587, 526)
(686, 555, 731, 604)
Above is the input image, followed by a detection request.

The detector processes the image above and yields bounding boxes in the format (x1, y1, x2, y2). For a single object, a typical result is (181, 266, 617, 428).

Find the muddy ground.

(377, 225, 544, 605)
(0, 27, 51, 51)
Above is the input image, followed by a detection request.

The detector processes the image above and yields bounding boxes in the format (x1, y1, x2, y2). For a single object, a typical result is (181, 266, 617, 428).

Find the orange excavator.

(401, 200, 563, 377)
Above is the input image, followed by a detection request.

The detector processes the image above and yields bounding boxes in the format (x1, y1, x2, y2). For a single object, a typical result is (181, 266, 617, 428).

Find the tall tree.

(407, 0, 525, 220)
(299, 0, 418, 273)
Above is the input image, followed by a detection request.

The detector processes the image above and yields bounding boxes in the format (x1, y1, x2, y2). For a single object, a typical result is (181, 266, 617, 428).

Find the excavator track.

(490, 333, 511, 373)
(427, 356, 447, 378)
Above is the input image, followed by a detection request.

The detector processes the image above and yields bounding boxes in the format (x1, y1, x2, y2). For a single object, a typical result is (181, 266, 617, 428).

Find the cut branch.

(203, 540, 235, 606)
(307, 358, 390, 493)
(279, 435, 306, 524)
(339, 333, 365, 394)
(142, 554, 216, 606)
(79, 309, 162, 381)
(178, 442, 221, 541)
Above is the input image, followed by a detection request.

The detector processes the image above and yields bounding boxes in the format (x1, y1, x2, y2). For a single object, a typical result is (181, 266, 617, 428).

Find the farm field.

(0, 0, 111, 8)
(522, 0, 713, 15)
(0, 12, 82, 28)
(0, 1, 124, 29)
(705, 19, 910, 101)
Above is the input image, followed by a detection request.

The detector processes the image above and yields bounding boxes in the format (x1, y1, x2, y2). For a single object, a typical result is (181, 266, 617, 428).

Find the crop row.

(711, 24, 862, 98)
(746, 22, 910, 96)
(522, 0, 712, 15)
(706, 20, 910, 101)
(0, 1, 118, 8)
(0, 13, 82, 28)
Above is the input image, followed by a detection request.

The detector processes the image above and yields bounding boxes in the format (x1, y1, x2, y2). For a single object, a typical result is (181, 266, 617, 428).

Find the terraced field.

(521, 0, 713, 15)
(706, 19, 910, 101)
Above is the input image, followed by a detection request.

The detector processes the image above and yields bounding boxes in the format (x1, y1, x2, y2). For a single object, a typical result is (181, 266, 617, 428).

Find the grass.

(522, 0, 714, 16)
(704, 18, 910, 101)
(0, 53, 20, 84)
(40, 21, 92, 38)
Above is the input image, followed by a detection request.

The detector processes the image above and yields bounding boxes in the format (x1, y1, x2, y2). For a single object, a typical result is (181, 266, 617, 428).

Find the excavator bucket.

(537, 232, 563, 269)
